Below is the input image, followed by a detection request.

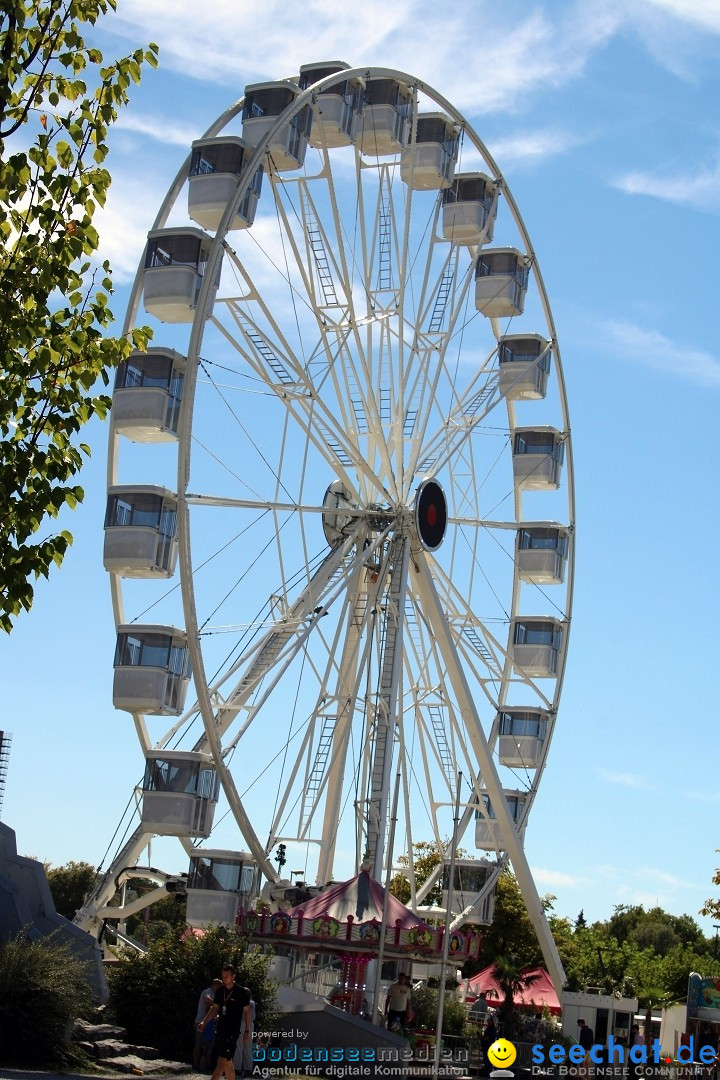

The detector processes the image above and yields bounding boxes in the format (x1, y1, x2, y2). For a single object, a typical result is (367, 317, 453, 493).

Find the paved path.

(0, 1072, 210, 1080)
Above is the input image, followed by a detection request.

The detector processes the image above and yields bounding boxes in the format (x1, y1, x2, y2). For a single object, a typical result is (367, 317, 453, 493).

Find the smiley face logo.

(487, 1038, 517, 1069)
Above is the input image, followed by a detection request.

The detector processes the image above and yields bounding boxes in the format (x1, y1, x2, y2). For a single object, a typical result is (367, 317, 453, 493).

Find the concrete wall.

(0, 821, 108, 1002)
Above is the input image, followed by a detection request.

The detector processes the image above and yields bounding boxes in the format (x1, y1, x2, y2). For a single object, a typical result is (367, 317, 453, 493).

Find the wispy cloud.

(640, 0, 720, 35)
(533, 867, 589, 889)
(114, 112, 198, 148)
(104, 0, 720, 120)
(95, 177, 165, 281)
(106, 1, 623, 117)
(596, 320, 720, 389)
(614, 158, 720, 215)
(487, 129, 590, 168)
(596, 768, 651, 789)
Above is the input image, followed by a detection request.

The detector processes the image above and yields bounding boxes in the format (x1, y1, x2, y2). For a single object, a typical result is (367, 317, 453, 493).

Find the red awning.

(468, 964, 561, 1015)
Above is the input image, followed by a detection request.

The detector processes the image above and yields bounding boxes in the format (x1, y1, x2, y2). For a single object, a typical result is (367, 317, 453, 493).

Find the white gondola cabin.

(104, 486, 178, 578)
(513, 426, 565, 490)
(475, 247, 530, 318)
(299, 61, 362, 148)
(113, 625, 191, 715)
(356, 76, 411, 156)
(112, 348, 185, 443)
(141, 751, 219, 838)
(241, 81, 312, 171)
(186, 849, 256, 928)
(441, 172, 498, 245)
(497, 708, 550, 768)
(475, 792, 526, 850)
(516, 525, 569, 584)
(510, 616, 565, 678)
(188, 137, 263, 232)
(441, 858, 496, 924)
(401, 113, 459, 190)
(143, 228, 220, 324)
(498, 334, 551, 400)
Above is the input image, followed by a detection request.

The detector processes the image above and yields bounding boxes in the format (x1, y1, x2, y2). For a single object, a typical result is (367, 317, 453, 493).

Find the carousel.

(236, 866, 481, 1017)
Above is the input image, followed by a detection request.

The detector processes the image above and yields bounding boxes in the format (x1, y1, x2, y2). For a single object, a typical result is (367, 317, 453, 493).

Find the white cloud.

(485, 129, 590, 168)
(640, 0, 720, 34)
(114, 112, 199, 148)
(95, 176, 165, 282)
(596, 768, 651, 788)
(614, 158, 720, 215)
(598, 320, 720, 389)
(105, 0, 623, 117)
(532, 867, 588, 889)
(637, 866, 692, 889)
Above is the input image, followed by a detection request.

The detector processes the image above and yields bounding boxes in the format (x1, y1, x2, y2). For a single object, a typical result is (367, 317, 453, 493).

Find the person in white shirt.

(385, 974, 412, 1030)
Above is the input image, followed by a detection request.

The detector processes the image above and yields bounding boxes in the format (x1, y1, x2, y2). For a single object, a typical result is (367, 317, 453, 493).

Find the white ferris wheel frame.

(99, 65, 574, 989)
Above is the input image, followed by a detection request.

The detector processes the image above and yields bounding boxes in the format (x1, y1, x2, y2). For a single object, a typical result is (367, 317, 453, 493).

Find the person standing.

(577, 1018, 594, 1050)
(233, 993, 256, 1077)
(194, 978, 222, 1069)
(385, 973, 412, 1030)
(628, 1023, 643, 1080)
(481, 1015, 498, 1077)
(577, 1019, 595, 1080)
(198, 963, 251, 1080)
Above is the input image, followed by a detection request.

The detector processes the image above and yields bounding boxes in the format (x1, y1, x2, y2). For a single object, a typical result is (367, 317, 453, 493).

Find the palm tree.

(491, 956, 541, 1038)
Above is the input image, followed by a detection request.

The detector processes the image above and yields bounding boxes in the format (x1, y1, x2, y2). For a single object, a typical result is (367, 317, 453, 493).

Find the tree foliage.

(107, 925, 277, 1062)
(0, 0, 156, 631)
(45, 857, 98, 918)
(0, 934, 93, 1066)
(409, 984, 468, 1037)
(700, 858, 720, 923)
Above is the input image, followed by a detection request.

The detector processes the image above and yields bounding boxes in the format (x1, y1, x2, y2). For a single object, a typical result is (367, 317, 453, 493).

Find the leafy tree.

(123, 879, 188, 943)
(107, 925, 277, 1062)
(471, 868, 549, 974)
(0, 0, 156, 631)
(0, 934, 93, 1066)
(389, 840, 467, 907)
(700, 859, 720, 923)
(45, 858, 98, 919)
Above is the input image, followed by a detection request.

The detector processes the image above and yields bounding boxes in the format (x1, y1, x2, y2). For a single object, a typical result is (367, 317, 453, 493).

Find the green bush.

(0, 934, 93, 1066)
(107, 926, 277, 1061)
(410, 985, 468, 1037)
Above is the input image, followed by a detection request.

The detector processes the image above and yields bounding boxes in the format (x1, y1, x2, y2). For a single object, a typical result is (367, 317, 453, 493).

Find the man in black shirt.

(578, 1018, 595, 1051)
(198, 964, 251, 1080)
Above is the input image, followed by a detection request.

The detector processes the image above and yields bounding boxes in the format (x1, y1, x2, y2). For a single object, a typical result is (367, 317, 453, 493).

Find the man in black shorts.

(198, 964, 251, 1080)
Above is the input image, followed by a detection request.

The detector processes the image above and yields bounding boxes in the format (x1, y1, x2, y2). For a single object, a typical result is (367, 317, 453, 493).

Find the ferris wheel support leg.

(411, 550, 567, 997)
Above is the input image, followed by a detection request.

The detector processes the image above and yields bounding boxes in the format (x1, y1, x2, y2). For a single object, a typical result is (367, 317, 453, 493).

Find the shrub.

(0, 934, 92, 1066)
(411, 985, 468, 1037)
(107, 926, 277, 1061)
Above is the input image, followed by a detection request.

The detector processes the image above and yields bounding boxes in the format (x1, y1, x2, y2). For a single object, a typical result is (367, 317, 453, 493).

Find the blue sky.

(2, 0, 719, 938)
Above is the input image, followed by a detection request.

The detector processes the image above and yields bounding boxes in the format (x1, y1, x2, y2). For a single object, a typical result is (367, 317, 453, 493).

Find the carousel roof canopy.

(236, 870, 481, 961)
(288, 870, 424, 928)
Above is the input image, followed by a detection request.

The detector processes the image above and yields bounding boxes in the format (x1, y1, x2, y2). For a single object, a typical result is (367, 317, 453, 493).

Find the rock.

(94, 1039, 160, 1059)
(95, 1053, 193, 1074)
(74, 1017, 129, 1040)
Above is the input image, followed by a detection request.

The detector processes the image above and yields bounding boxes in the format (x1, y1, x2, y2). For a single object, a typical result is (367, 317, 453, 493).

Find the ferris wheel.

(81, 63, 574, 986)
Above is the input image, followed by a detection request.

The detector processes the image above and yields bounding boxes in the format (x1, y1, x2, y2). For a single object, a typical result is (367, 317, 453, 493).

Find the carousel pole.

(433, 772, 462, 1079)
(371, 770, 402, 1026)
